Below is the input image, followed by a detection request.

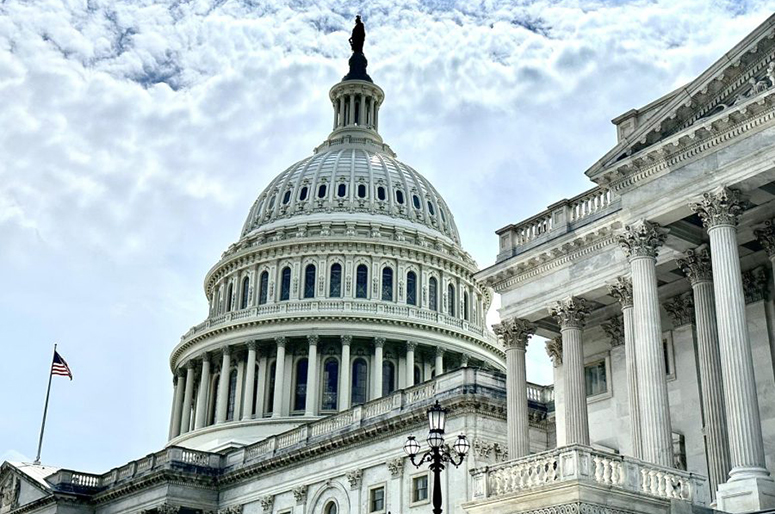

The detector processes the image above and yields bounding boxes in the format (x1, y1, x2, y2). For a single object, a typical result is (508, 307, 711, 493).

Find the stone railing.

(470, 445, 708, 506)
(527, 383, 554, 404)
(496, 186, 619, 261)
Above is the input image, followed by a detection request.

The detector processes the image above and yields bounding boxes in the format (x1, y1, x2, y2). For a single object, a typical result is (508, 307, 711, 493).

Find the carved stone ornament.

(341, 334, 352, 346)
(754, 219, 775, 257)
(663, 293, 695, 327)
(259, 496, 274, 512)
(545, 337, 562, 367)
(374, 337, 386, 348)
(676, 248, 713, 286)
(217, 506, 243, 514)
(292, 485, 307, 504)
(275, 336, 287, 348)
(0, 473, 20, 513)
(690, 186, 743, 229)
(601, 315, 624, 347)
(743, 267, 768, 304)
(345, 469, 362, 489)
(387, 457, 404, 478)
(307, 334, 319, 346)
(492, 317, 535, 350)
(157, 504, 181, 514)
(607, 277, 633, 309)
(472, 439, 509, 462)
(618, 220, 667, 260)
(549, 297, 589, 330)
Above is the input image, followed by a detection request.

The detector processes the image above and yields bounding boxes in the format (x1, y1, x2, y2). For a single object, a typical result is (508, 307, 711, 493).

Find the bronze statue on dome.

(342, 15, 372, 82)
(349, 15, 365, 54)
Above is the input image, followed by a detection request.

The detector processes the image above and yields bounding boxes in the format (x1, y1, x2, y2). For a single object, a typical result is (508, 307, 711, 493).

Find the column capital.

(549, 297, 589, 329)
(406, 341, 418, 351)
(619, 220, 667, 260)
(607, 276, 633, 309)
(492, 317, 535, 350)
(754, 219, 775, 257)
(275, 336, 287, 348)
(677, 248, 713, 285)
(460, 354, 469, 367)
(247, 341, 257, 351)
(341, 334, 352, 346)
(601, 315, 624, 347)
(374, 337, 386, 348)
(545, 337, 562, 366)
(222, 345, 232, 357)
(690, 186, 743, 229)
(435, 346, 445, 357)
(664, 292, 695, 327)
(185, 360, 196, 370)
(742, 267, 768, 304)
(307, 334, 319, 346)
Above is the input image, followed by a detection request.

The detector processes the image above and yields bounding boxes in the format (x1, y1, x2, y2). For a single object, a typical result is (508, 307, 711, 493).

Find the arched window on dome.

(396, 190, 405, 204)
(351, 358, 368, 405)
(440, 207, 447, 223)
(330, 263, 342, 297)
(463, 291, 470, 321)
(377, 186, 386, 201)
(293, 358, 308, 412)
(357, 184, 367, 199)
(226, 282, 234, 311)
(414, 365, 422, 385)
(282, 190, 292, 204)
(216, 290, 223, 315)
(299, 186, 309, 201)
(448, 283, 455, 317)
(381, 267, 393, 301)
(240, 276, 250, 309)
(226, 368, 238, 420)
(406, 271, 417, 306)
(258, 271, 269, 305)
(318, 184, 327, 198)
(356, 264, 368, 299)
(321, 358, 339, 411)
(304, 264, 316, 299)
(413, 194, 421, 210)
(266, 361, 276, 414)
(280, 267, 291, 301)
(427, 201, 435, 216)
(382, 360, 396, 396)
(268, 195, 276, 210)
(324, 501, 338, 514)
(429, 277, 438, 311)
(337, 183, 347, 198)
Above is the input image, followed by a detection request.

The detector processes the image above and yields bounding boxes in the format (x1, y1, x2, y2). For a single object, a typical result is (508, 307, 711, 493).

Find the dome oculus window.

(396, 190, 405, 204)
(412, 194, 421, 209)
(318, 184, 327, 198)
(299, 186, 309, 201)
(357, 184, 367, 198)
(337, 183, 347, 197)
(377, 186, 386, 201)
(282, 190, 292, 204)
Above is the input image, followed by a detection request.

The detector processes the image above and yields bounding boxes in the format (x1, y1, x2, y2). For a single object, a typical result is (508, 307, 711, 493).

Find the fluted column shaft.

(180, 363, 195, 433)
(170, 372, 185, 439)
(435, 348, 444, 376)
(272, 338, 287, 418)
(305, 336, 319, 416)
(195, 356, 211, 429)
(373, 338, 385, 399)
(406, 342, 416, 387)
(242, 343, 257, 421)
(339, 336, 352, 411)
(215, 348, 232, 424)
(349, 95, 355, 125)
(233, 358, 245, 420)
(359, 95, 366, 125)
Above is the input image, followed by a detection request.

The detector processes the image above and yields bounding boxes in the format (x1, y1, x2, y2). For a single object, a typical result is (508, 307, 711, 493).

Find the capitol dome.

(166, 50, 503, 452)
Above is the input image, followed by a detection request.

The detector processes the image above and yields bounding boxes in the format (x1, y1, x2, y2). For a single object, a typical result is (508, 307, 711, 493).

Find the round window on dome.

(412, 195, 421, 209)
(377, 186, 386, 201)
(283, 190, 292, 204)
(396, 190, 405, 204)
(337, 183, 347, 197)
(427, 201, 435, 216)
(357, 184, 367, 198)
(299, 186, 309, 201)
(318, 184, 327, 198)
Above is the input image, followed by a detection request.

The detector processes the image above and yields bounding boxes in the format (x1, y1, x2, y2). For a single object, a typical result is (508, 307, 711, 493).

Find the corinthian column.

(180, 361, 196, 433)
(242, 343, 257, 421)
(619, 221, 673, 467)
(272, 337, 287, 418)
(692, 188, 773, 494)
(215, 347, 232, 424)
(169, 371, 185, 439)
(195, 354, 211, 429)
(305, 335, 319, 416)
(406, 342, 417, 387)
(608, 277, 642, 460)
(550, 297, 590, 446)
(339, 335, 352, 411)
(677, 248, 731, 498)
(373, 337, 385, 399)
(493, 317, 535, 457)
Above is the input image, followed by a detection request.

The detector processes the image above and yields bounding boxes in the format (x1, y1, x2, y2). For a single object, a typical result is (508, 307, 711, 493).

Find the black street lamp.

(403, 401, 470, 514)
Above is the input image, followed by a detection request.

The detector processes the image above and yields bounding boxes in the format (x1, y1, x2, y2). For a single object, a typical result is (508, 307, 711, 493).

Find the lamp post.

(403, 401, 470, 514)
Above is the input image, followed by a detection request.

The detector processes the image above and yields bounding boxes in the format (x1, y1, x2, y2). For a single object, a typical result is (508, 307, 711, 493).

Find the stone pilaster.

(692, 188, 774, 510)
(406, 341, 417, 387)
(373, 337, 385, 399)
(272, 337, 287, 418)
(242, 343, 257, 421)
(215, 347, 232, 424)
(305, 335, 319, 416)
(180, 361, 196, 433)
(339, 335, 352, 411)
(493, 317, 535, 458)
(677, 248, 731, 499)
(195, 354, 211, 429)
(619, 221, 674, 467)
(549, 297, 589, 446)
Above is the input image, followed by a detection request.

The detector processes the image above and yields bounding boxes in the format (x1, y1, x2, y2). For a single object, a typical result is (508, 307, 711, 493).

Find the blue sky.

(1, 0, 773, 473)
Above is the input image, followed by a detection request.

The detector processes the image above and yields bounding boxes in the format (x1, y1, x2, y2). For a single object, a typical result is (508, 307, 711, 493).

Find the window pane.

(406, 271, 417, 306)
(381, 267, 393, 301)
(259, 271, 269, 305)
(283, 190, 291, 204)
(585, 360, 607, 397)
(371, 487, 384, 512)
(357, 184, 367, 198)
(304, 264, 316, 299)
(318, 184, 327, 198)
(396, 190, 404, 204)
(294, 359, 308, 411)
(413, 475, 428, 502)
(427, 201, 435, 215)
(299, 186, 308, 201)
(413, 195, 421, 209)
(330, 263, 342, 297)
(226, 283, 233, 311)
(447, 284, 455, 316)
(280, 268, 291, 301)
(266, 362, 276, 413)
(322, 358, 339, 410)
(241, 277, 250, 309)
(377, 186, 386, 201)
(356, 265, 368, 299)
(429, 278, 438, 311)
(352, 359, 368, 405)
(226, 369, 237, 420)
(337, 183, 347, 197)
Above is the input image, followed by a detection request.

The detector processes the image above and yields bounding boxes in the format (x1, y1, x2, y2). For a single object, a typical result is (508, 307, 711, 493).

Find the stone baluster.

(339, 335, 352, 411)
(169, 371, 185, 439)
(406, 341, 417, 387)
(305, 335, 320, 416)
(608, 276, 642, 459)
(550, 297, 590, 446)
(619, 221, 674, 467)
(242, 342, 257, 421)
(215, 347, 232, 424)
(493, 317, 535, 458)
(194, 354, 211, 429)
(435, 347, 445, 375)
(373, 337, 385, 399)
(677, 248, 731, 498)
(692, 188, 775, 510)
(272, 337, 287, 418)
(180, 361, 196, 433)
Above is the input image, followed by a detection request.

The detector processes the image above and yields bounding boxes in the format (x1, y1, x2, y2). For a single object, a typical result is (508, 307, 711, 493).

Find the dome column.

(169, 371, 185, 439)
(180, 361, 196, 433)
(215, 347, 232, 424)
(233, 355, 245, 420)
(405, 342, 416, 387)
(435, 347, 445, 375)
(272, 337, 287, 418)
(349, 95, 355, 125)
(339, 335, 352, 411)
(255, 351, 268, 419)
(242, 342, 257, 421)
(359, 94, 366, 125)
(305, 335, 319, 416)
(373, 337, 385, 399)
(195, 354, 211, 429)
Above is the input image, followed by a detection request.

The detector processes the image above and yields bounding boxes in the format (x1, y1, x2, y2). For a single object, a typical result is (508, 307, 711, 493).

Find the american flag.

(51, 350, 73, 380)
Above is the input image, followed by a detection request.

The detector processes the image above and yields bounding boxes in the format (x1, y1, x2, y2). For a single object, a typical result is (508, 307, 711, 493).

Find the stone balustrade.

(471, 445, 708, 505)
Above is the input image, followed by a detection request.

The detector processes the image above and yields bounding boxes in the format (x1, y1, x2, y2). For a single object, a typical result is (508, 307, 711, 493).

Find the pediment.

(0, 463, 55, 513)
(587, 14, 775, 180)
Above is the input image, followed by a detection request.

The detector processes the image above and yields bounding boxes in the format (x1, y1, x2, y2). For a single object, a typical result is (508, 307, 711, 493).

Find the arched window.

(377, 186, 386, 201)
(216, 290, 222, 314)
(258, 271, 269, 305)
(226, 369, 238, 421)
(406, 271, 417, 306)
(396, 190, 405, 204)
(357, 184, 367, 198)
(318, 184, 327, 198)
(351, 358, 368, 405)
(382, 361, 396, 396)
(330, 263, 342, 297)
(356, 264, 368, 299)
(429, 277, 438, 311)
(240, 276, 250, 309)
(413, 194, 421, 209)
(304, 264, 316, 299)
(322, 358, 339, 411)
(266, 361, 276, 414)
(427, 201, 435, 216)
(294, 359, 308, 411)
(337, 183, 347, 197)
(226, 282, 234, 311)
(448, 284, 455, 316)
(324, 502, 338, 514)
(282, 190, 291, 204)
(299, 186, 308, 201)
(280, 267, 291, 301)
(414, 365, 422, 385)
(464, 291, 470, 321)
(381, 267, 393, 301)
(268, 195, 276, 209)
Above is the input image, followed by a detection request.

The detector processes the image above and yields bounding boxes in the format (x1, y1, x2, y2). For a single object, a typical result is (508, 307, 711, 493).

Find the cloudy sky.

(1, 0, 773, 473)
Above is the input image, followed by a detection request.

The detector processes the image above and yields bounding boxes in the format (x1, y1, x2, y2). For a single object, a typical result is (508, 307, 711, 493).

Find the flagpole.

(34, 343, 56, 465)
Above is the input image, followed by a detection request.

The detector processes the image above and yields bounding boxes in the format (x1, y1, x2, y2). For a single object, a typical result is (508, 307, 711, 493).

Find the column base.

(716, 475, 775, 513)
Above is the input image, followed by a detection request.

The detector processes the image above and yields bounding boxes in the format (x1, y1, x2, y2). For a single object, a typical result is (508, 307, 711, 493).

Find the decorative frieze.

(664, 293, 695, 327)
(387, 457, 404, 478)
(545, 337, 562, 366)
(618, 221, 666, 259)
(549, 297, 589, 329)
(472, 438, 509, 462)
(690, 187, 743, 229)
(492, 317, 535, 350)
(742, 267, 768, 304)
(345, 469, 362, 489)
(607, 277, 633, 309)
(601, 315, 624, 347)
(157, 505, 181, 514)
(676, 248, 713, 285)
(217, 506, 242, 514)
(754, 219, 775, 257)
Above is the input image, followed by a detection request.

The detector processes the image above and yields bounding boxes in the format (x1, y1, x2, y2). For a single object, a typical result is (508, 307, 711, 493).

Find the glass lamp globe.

(427, 431, 445, 449)
(403, 436, 421, 457)
(453, 434, 470, 456)
(427, 401, 447, 432)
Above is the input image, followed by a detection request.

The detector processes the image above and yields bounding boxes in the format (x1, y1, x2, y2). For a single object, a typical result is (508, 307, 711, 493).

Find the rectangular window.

(370, 486, 385, 512)
(584, 360, 607, 397)
(412, 474, 428, 503)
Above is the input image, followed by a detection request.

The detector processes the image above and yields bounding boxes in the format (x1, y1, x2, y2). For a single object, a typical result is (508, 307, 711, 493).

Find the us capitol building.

(4, 13, 775, 514)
